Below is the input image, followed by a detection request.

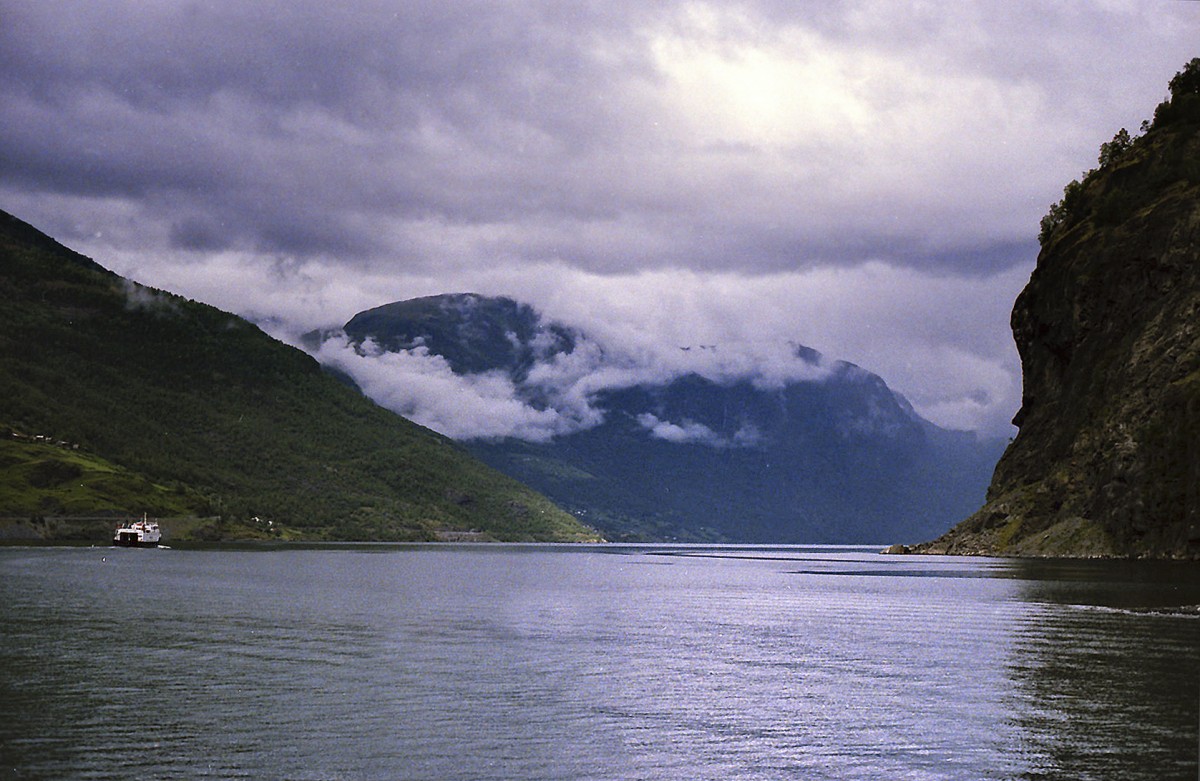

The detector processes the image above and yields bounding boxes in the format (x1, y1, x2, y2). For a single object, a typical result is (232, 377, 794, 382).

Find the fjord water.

(1, 546, 1197, 780)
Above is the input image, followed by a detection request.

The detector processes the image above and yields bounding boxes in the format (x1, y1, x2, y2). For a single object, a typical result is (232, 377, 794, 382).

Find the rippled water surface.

(1, 544, 1197, 780)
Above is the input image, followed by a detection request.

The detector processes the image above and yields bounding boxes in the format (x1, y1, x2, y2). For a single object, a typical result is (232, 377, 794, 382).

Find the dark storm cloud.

(1, 1, 660, 258)
(2, 0, 1113, 270)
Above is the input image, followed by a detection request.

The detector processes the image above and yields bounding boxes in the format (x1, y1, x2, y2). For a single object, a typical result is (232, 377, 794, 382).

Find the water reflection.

(1005, 559, 1200, 779)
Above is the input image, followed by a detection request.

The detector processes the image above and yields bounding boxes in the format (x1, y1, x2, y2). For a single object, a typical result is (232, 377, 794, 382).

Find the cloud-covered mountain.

(309, 293, 1005, 542)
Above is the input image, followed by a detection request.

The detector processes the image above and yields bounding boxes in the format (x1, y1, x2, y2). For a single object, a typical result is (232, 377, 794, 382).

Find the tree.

(1038, 178, 1085, 245)
(1097, 128, 1132, 168)
(1168, 57, 1200, 100)
(1153, 58, 1200, 129)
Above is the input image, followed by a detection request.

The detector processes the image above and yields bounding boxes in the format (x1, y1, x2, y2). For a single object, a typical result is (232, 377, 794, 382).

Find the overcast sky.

(3, 1, 1197, 438)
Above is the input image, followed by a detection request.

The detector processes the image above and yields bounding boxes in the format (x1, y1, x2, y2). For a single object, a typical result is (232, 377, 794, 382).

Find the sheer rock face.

(920, 120, 1200, 558)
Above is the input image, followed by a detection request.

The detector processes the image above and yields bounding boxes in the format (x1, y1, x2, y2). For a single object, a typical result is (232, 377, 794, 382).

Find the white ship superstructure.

(112, 516, 161, 547)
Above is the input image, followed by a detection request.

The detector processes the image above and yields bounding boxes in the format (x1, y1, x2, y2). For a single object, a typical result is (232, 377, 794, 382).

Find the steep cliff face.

(920, 67, 1200, 558)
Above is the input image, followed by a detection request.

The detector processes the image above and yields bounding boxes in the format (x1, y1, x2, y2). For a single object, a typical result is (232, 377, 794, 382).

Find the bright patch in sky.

(652, 29, 873, 148)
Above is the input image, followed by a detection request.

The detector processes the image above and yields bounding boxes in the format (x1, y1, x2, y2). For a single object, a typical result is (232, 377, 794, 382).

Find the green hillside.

(0, 210, 599, 543)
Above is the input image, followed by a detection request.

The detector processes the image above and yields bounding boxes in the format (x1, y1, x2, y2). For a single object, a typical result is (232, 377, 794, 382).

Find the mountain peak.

(344, 292, 576, 379)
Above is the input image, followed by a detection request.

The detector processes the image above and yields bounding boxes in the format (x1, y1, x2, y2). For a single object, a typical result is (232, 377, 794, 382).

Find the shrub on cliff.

(1151, 57, 1200, 129)
(1039, 58, 1200, 246)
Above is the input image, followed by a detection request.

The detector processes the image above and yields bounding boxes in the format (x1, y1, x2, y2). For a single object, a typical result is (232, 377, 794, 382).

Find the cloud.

(306, 310, 836, 443)
(285, 260, 1024, 441)
(513, 263, 1028, 436)
(0, 183, 1030, 439)
(18, 217, 1032, 439)
(312, 334, 599, 442)
(2, 1, 1196, 441)
(121, 278, 180, 315)
(5, 1, 1195, 274)
(637, 413, 763, 448)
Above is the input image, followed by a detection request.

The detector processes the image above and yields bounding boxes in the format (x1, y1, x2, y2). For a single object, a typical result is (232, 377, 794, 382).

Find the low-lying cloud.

(288, 261, 1025, 442)
(314, 335, 589, 442)
(637, 413, 763, 448)
(309, 308, 840, 442)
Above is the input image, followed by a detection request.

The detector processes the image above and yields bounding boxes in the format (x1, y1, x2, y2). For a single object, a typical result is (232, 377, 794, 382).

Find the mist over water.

(1, 545, 1197, 780)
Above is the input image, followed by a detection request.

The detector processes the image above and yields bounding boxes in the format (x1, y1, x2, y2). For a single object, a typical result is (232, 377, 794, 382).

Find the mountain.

(323, 294, 1005, 543)
(0, 210, 598, 543)
(916, 59, 1200, 558)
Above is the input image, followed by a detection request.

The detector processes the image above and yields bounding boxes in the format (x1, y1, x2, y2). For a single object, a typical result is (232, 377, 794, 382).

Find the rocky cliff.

(917, 61, 1200, 558)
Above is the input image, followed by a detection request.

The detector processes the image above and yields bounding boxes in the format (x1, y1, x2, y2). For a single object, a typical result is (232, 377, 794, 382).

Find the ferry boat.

(112, 516, 161, 547)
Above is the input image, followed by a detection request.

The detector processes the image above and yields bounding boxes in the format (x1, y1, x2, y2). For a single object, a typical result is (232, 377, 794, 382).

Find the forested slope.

(0, 210, 597, 542)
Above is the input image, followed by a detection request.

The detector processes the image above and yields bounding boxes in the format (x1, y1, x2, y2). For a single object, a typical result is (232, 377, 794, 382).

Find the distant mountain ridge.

(0, 210, 597, 543)
(321, 293, 1006, 542)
